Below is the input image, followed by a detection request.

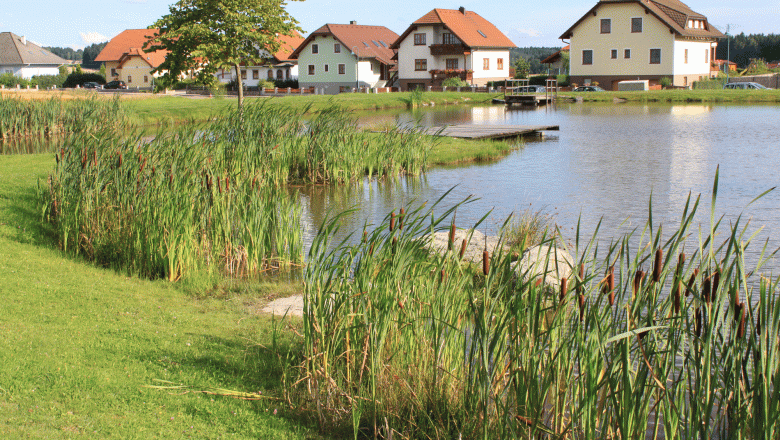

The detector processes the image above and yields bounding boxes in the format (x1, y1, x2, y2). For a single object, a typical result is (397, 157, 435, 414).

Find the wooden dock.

(504, 94, 554, 106)
(422, 124, 559, 140)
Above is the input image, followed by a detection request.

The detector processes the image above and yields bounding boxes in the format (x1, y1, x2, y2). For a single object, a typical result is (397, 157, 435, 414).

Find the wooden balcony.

(429, 44, 469, 56)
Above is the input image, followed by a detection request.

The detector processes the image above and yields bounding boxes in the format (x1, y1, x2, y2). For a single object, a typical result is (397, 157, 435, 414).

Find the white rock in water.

(512, 245, 574, 287)
(426, 228, 508, 263)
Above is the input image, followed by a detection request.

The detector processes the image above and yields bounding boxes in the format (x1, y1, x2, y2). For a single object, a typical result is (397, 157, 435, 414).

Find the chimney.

(350, 20, 357, 25)
(459, 6, 465, 14)
(21, 35, 26, 45)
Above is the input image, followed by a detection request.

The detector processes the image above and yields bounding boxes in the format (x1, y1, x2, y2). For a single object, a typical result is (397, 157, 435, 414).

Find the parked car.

(104, 80, 127, 90)
(516, 85, 546, 93)
(573, 85, 606, 92)
(82, 82, 102, 89)
(723, 82, 769, 90)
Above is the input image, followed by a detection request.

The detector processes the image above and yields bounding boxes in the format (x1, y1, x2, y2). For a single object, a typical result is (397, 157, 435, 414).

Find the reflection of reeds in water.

(300, 174, 780, 439)
(43, 102, 431, 281)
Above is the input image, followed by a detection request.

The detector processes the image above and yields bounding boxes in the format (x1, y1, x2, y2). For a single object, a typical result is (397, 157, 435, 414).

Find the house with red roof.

(95, 29, 169, 89)
(215, 32, 305, 86)
(560, 0, 724, 90)
(390, 7, 516, 90)
(541, 45, 570, 76)
(289, 22, 398, 94)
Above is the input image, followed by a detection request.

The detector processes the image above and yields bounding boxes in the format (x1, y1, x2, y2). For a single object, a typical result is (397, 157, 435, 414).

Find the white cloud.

(516, 28, 542, 38)
(80, 32, 109, 45)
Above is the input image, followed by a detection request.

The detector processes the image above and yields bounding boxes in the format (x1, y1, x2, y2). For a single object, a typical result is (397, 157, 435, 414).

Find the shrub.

(556, 74, 570, 87)
(62, 73, 106, 88)
(442, 77, 469, 88)
(659, 76, 672, 88)
(274, 79, 299, 89)
(0, 73, 31, 88)
(32, 74, 66, 89)
(528, 74, 549, 86)
(693, 77, 727, 90)
(257, 80, 275, 90)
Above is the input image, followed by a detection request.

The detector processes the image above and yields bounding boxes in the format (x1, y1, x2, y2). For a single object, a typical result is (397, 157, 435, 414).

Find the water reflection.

(309, 103, 779, 276)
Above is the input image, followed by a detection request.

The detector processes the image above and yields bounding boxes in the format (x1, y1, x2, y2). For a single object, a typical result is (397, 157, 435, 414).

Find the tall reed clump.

(0, 95, 127, 140)
(42, 102, 433, 281)
(299, 172, 780, 439)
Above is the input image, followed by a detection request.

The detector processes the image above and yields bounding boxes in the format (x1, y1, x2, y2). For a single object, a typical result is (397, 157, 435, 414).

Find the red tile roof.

(541, 45, 569, 64)
(391, 8, 516, 50)
(289, 24, 399, 65)
(272, 31, 305, 62)
(95, 29, 168, 67)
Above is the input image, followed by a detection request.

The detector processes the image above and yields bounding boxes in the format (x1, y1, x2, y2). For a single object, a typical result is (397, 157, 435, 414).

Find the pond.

(298, 102, 780, 275)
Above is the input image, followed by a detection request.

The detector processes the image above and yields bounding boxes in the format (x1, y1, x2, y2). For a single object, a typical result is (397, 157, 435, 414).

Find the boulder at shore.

(512, 245, 574, 287)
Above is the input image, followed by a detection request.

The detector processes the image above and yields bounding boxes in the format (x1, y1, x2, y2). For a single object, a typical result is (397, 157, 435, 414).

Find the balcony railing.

(429, 44, 469, 56)
(429, 69, 473, 85)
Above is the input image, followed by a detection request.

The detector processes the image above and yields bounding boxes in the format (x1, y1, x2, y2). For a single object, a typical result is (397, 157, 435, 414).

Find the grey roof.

(0, 32, 68, 66)
(560, 0, 725, 40)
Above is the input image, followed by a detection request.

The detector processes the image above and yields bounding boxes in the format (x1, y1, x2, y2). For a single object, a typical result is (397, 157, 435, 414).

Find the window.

(334, 43, 341, 53)
(241, 70, 246, 79)
(497, 58, 504, 70)
(338, 64, 345, 75)
(414, 59, 427, 71)
(704, 49, 709, 63)
(650, 49, 661, 64)
(442, 33, 456, 44)
(446, 58, 458, 70)
(582, 50, 593, 65)
(414, 33, 426, 45)
(253, 70, 259, 79)
(127, 75, 132, 83)
(312, 44, 318, 54)
(308, 65, 315, 75)
(624, 49, 631, 59)
(600, 18, 611, 34)
(684, 49, 688, 64)
(611, 49, 617, 59)
(111, 68, 117, 76)
(144, 75, 149, 83)
(483, 58, 489, 70)
(277, 70, 283, 80)
(268, 70, 274, 79)
(631, 17, 642, 33)
(324, 64, 329, 72)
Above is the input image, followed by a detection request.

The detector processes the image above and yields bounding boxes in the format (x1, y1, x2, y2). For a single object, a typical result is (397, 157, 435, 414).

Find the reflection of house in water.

(667, 105, 714, 203)
(470, 106, 506, 123)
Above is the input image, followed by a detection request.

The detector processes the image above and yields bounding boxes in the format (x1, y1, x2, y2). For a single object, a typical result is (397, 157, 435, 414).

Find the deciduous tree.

(145, 0, 301, 109)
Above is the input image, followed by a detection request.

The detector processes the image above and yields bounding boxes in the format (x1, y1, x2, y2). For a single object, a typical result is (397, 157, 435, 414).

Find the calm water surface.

(299, 102, 780, 275)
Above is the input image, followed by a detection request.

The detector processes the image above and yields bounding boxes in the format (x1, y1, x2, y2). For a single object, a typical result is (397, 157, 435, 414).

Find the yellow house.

(560, 0, 724, 90)
(95, 29, 168, 89)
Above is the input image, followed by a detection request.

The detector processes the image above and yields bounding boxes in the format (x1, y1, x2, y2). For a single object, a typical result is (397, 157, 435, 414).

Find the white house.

(289, 22, 399, 94)
(560, 0, 724, 90)
(215, 32, 305, 86)
(390, 7, 516, 90)
(0, 32, 68, 79)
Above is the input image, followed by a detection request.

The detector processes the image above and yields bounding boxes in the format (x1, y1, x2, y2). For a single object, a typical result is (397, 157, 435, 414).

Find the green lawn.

(0, 154, 317, 438)
(559, 88, 780, 102)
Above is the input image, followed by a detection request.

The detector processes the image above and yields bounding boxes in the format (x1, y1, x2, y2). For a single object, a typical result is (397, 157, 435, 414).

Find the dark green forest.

(714, 33, 779, 68)
(509, 47, 562, 74)
(44, 42, 108, 69)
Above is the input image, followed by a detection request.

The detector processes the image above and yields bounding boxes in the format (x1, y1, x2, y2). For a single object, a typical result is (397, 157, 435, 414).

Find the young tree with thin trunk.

(145, 0, 301, 110)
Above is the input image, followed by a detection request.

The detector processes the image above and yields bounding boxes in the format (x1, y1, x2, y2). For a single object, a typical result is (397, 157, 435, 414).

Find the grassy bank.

(559, 88, 780, 103)
(0, 154, 316, 438)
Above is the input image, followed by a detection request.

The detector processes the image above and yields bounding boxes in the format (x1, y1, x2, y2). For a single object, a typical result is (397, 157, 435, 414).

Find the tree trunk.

(234, 63, 244, 110)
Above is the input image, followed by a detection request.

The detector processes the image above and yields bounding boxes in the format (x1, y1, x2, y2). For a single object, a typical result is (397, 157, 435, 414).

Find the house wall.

(118, 57, 158, 88)
(105, 61, 121, 80)
(569, 3, 678, 88)
(216, 65, 298, 86)
(0, 65, 61, 79)
(297, 34, 385, 94)
(470, 49, 510, 85)
(397, 24, 437, 81)
(672, 39, 713, 86)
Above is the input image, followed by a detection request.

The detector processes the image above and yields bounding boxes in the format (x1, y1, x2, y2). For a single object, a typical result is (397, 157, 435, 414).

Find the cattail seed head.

(362, 230, 368, 243)
(390, 212, 396, 231)
(633, 270, 644, 298)
(440, 268, 446, 284)
(560, 277, 568, 302)
(459, 239, 467, 260)
(482, 250, 489, 276)
(369, 242, 375, 256)
(686, 269, 698, 297)
(737, 305, 746, 339)
(713, 270, 720, 299)
(695, 307, 702, 337)
(449, 222, 456, 251)
(674, 281, 682, 314)
(703, 276, 711, 303)
(577, 264, 585, 296)
(653, 248, 663, 282)
(399, 208, 405, 230)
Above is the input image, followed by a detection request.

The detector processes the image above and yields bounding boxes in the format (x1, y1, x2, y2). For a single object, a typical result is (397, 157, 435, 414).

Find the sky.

(1, 0, 778, 50)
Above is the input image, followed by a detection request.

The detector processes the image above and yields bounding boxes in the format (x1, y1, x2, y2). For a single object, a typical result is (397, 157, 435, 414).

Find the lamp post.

(352, 46, 359, 92)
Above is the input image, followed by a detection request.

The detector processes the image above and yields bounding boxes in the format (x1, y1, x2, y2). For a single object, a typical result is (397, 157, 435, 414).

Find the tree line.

(715, 33, 780, 69)
(509, 47, 562, 75)
(44, 42, 108, 69)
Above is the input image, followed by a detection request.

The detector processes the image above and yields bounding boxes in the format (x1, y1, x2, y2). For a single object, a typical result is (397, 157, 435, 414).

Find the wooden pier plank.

(422, 124, 559, 140)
